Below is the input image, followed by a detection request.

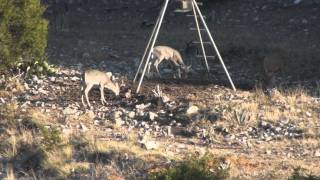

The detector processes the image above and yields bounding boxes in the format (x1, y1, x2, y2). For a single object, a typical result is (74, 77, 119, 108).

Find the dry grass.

(5, 164, 15, 180)
(249, 87, 319, 124)
(1, 103, 68, 178)
(42, 145, 74, 177)
(0, 90, 12, 98)
(0, 74, 319, 179)
(210, 149, 320, 179)
(253, 88, 269, 105)
(81, 132, 167, 162)
(0, 106, 318, 179)
(231, 101, 259, 126)
(28, 109, 55, 125)
(262, 107, 283, 122)
(1, 76, 25, 94)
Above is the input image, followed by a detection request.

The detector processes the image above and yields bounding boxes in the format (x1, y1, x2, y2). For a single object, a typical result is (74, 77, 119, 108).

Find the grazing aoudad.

(81, 70, 120, 107)
(263, 53, 284, 88)
(147, 45, 191, 78)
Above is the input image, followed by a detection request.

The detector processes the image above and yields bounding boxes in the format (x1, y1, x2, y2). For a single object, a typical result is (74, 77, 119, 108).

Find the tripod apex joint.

(133, 0, 236, 93)
(175, 0, 203, 13)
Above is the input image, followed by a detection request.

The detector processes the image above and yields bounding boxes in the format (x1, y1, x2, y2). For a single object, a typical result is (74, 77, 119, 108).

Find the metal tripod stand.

(133, 0, 236, 93)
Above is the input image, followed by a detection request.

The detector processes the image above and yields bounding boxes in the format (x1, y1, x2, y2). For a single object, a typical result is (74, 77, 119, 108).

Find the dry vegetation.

(0, 74, 319, 179)
(1, 0, 320, 179)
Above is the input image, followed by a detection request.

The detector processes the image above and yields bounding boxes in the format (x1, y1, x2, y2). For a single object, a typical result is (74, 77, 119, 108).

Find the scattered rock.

(186, 105, 199, 116)
(128, 111, 135, 119)
(266, 150, 272, 155)
(63, 107, 78, 115)
(94, 120, 100, 125)
(136, 103, 151, 110)
(315, 150, 320, 157)
(49, 76, 56, 82)
(80, 123, 88, 132)
(115, 118, 124, 127)
(24, 83, 30, 90)
(38, 88, 49, 95)
(125, 89, 132, 99)
(148, 112, 158, 121)
(113, 111, 122, 120)
(62, 128, 72, 135)
(275, 127, 282, 133)
(0, 98, 5, 104)
(70, 76, 80, 81)
(207, 113, 218, 121)
(136, 109, 145, 117)
(306, 111, 312, 117)
(177, 144, 187, 149)
(260, 121, 268, 127)
(140, 140, 159, 150)
(86, 110, 95, 119)
(32, 75, 39, 83)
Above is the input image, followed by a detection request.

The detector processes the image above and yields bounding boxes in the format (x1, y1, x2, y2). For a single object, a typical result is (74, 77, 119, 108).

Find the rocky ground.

(1, 65, 320, 179)
(1, 0, 320, 179)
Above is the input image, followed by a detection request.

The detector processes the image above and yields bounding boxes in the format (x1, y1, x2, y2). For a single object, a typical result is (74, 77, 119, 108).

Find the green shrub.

(149, 155, 229, 180)
(0, 0, 53, 74)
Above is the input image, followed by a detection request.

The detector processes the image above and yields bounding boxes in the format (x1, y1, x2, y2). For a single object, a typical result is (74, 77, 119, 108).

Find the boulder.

(148, 112, 158, 121)
(186, 105, 199, 116)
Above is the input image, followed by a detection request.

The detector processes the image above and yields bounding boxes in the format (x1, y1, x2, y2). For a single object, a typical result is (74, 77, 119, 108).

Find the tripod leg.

(191, 1, 210, 74)
(136, 0, 170, 93)
(192, 0, 236, 91)
(133, 1, 166, 83)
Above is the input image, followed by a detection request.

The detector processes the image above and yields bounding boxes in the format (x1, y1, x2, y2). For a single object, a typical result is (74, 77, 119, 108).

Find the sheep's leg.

(171, 59, 183, 78)
(154, 57, 164, 78)
(84, 84, 94, 107)
(177, 68, 182, 79)
(100, 84, 107, 105)
(81, 84, 87, 107)
(147, 62, 152, 78)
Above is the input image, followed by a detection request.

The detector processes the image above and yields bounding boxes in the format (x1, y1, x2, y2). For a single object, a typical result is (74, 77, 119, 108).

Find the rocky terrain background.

(0, 0, 320, 179)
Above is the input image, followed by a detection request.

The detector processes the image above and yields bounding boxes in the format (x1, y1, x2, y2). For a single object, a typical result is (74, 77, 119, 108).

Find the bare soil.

(46, 0, 320, 91)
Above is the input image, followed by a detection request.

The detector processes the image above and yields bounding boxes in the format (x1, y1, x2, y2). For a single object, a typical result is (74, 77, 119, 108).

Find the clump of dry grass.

(230, 102, 259, 127)
(5, 164, 15, 180)
(253, 88, 269, 104)
(149, 154, 230, 180)
(0, 103, 74, 178)
(0, 76, 25, 96)
(42, 145, 74, 176)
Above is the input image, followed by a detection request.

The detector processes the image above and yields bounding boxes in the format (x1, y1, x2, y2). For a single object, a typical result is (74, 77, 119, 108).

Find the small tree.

(0, 0, 50, 74)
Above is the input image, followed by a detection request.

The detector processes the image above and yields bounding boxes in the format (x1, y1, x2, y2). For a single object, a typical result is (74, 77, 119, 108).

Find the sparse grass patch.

(3, 76, 25, 94)
(148, 154, 229, 180)
(285, 87, 310, 112)
(231, 102, 259, 126)
(253, 88, 269, 104)
(0, 90, 12, 98)
(289, 167, 320, 180)
(269, 88, 287, 104)
(77, 111, 95, 123)
(262, 107, 283, 123)
(0, 104, 74, 178)
(0, 103, 19, 122)
(41, 145, 74, 177)
(5, 164, 15, 180)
